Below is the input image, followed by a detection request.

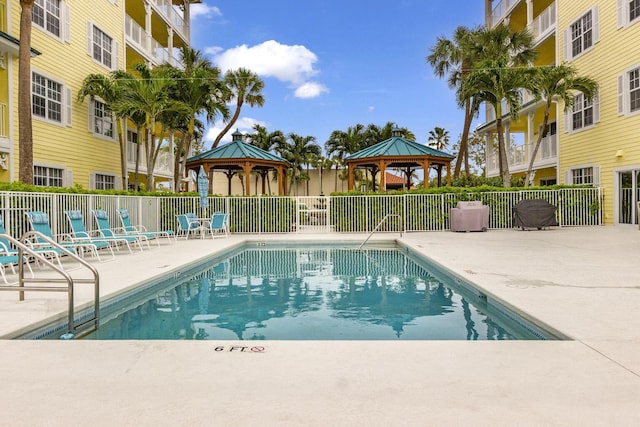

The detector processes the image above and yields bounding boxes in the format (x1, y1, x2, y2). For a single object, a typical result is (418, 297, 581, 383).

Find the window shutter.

(593, 166, 600, 187)
(86, 22, 93, 56)
(113, 42, 119, 70)
(88, 99, 94, 133)
(65, 170, 74, 187)
(593, 93, 600, 123)
(563, 29, 570, 61)
(593, 7, 600, 44)
(564, 171, 572, 185)
(89, 173, 96, 190)
(65, 88, 72, 126)
(618, 74, 625, 115)
(617, 0, 625, 28)
(62, 2, 71, 43)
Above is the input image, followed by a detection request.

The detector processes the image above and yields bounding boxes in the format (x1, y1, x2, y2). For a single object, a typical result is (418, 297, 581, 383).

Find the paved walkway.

(1, 227, 639, 426)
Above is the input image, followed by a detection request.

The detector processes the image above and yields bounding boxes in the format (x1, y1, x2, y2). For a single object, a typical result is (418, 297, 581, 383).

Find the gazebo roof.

(345, 135, 454, 160)
(187, 138, 287, 164)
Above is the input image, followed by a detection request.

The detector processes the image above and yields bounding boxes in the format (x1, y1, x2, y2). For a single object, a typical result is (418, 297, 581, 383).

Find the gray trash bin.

(450, 201, 489, 232)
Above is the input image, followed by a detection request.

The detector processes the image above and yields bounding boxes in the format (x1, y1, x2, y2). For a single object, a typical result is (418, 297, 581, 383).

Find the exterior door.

(618, 170, 640, 225)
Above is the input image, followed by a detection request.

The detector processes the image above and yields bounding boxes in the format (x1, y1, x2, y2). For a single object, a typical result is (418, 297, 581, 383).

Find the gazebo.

(186, 130, 290, 196)
(344, 128, 455, 191)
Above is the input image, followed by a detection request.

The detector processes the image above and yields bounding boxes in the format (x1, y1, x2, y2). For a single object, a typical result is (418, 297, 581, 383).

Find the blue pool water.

(83, 243, 551, 340)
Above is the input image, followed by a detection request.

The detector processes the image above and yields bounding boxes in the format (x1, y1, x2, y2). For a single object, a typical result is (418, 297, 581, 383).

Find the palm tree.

(428, 126, 451, 185)
(461, 24, 537, 187)
(525, 63, 598, 186)
(428, 126, 450, 151)
(113, 63, 188, 190)
(18, 0, 35, 183)
(78, 70, 134, 189)
(278, 133, 320, 195)
(247, 124, 285, 194)
(365, 122, 416, 146)
(427, 26, 481, 178)
(213, 68, 265, 148)
(159, 47, 229, 192)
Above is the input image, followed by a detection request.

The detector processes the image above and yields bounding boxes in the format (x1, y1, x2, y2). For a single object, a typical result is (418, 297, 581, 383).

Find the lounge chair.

(91, 209, 150, 251)
(25, 211, 108, 263)
(0, 218, 35, 284)
(116, 208, 175, 246)
(176, 213, 205, 239)
(65, 210, 131, 255)
(205, 212, 229, 239)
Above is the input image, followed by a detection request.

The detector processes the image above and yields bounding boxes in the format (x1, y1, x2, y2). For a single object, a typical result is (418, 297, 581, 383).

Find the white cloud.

(211, 40, 327, 99)
(191, 4, 222, 19)
(204, 46, 224, 56)
(294, 82, 329, 99)
(203, 117, 266, 145)
(368, 106, 375, 112)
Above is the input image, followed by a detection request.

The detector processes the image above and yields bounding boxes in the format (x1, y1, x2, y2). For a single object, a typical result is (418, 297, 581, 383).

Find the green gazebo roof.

(345, 135, 454, 160)
(187, 137, 287, 164)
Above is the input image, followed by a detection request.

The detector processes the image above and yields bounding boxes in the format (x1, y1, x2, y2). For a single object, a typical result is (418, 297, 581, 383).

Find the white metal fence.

(0, 188, 602, 238)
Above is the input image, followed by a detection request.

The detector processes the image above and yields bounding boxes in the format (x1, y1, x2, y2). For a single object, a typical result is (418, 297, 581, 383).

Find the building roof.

(0, 31, 41, 57)
(385, 172, 406, 185)
(345, 135, 454, 160)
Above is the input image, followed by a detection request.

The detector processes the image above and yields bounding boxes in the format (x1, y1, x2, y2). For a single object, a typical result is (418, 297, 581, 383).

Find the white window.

(33, 0, 60, 37)
(92, 99, 114, 138)
(618, 64, 640, 116)
(34, 166, 63, 187)
(566, 91, 599, 133)
(32, 72, 63, 123)
(618, 0, 640, 27)
(565, 7, 599, 61)
(565, 166, 600, 187)
(87, 23, 118, 70)
(94, 174, 115, 190)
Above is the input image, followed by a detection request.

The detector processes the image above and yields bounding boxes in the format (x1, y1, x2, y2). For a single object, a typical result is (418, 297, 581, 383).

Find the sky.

(189, 1, 486, 153)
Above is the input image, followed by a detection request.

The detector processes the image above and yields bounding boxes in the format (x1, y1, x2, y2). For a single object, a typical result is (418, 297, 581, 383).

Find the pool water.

(84, 244, 547, 340)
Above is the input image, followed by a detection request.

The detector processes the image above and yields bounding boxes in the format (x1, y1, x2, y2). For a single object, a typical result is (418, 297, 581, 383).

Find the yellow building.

(0, 0, 200, 190)
(479, 0, 640, 225)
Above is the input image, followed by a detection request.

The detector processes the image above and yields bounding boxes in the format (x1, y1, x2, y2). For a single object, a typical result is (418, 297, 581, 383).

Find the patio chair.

(65, 210, 130, 256)
(25, 211, 106, 263)
(91, 210, 150, 251)
(176, 213, 204, 239)
(205, 212, 229, 239)
(116, 208, 175, 246)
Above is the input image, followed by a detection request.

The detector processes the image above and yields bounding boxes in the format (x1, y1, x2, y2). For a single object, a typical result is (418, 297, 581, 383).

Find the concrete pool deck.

(1, 227, 639, 426)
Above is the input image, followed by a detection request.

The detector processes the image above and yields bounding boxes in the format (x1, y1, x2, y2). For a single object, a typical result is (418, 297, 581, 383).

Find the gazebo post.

(379, 160, 386, 192)
(447, 162, 452, 186)
(422, 160, 430, 189)
(243, 162, 253, 196)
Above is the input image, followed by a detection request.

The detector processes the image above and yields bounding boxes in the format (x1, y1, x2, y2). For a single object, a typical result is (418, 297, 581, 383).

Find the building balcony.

(127, 142, 174, 177)
(485, 89, 535, 123)
(152, 0, 186, 38)
(492, 0, 520, 26)
(486, 134, 557, 177)
(125, 14, 183, 67)
(528, 2, 556, 43)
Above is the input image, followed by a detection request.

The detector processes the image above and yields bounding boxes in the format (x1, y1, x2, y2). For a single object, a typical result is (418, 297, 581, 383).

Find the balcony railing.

(152, 0, 185, 37)
(529, 2, 556, 42)
(127, 143, 173, 176)
(485, 89, 535, 123)
(150, 38, 170, 64)
(538, 133, 557, 161)
(125, 14, 147, 50)
(492, 0, 519, 26)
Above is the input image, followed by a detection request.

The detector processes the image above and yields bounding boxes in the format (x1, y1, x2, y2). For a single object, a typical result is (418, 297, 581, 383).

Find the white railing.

(152, 0, 185, 37)
(150, 38, 170, 64)
(125, 14, 146, 50)
(0, 190, 603, 243)
(529, 2, 556, 42)
(538, 133, 557, 161)
(492, 0, 519, 26)
(126, 143, 173, 175)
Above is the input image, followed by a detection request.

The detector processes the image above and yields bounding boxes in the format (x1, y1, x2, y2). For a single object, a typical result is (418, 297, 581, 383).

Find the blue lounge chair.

(176, 213, 204, 239)
(205, 212, 229, 239)
(91, 209, 149, 251)
(65, 210, 128, 256)
(25, 211, 107, 263)
(0, 216, 56, 272)
(116, 208, 175, 246)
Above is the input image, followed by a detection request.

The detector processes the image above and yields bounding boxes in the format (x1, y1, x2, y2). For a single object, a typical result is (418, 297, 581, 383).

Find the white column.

(167, 27, 174, 65)
(144, 1, 152, 53)
(526, 0, 533, 25)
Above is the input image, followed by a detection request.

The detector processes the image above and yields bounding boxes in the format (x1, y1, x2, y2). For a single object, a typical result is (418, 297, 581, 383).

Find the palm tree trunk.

(454, 100, 473, 177)
(525, 101, 552, 186)
(212, 99, 243, 149)
(496, 117, 511, 188)
(18, 1, 35, 184)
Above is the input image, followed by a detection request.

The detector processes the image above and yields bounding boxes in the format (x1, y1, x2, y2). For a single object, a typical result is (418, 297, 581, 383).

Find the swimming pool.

(76, 242, 555, 341)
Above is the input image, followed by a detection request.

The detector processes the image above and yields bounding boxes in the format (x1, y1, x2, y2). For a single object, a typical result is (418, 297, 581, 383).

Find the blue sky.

(189, 1, 486, 152)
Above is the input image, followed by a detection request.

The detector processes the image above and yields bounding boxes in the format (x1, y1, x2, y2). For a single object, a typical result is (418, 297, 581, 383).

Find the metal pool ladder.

(359, 213, 403, 250)
(0, 231, 100, 339)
